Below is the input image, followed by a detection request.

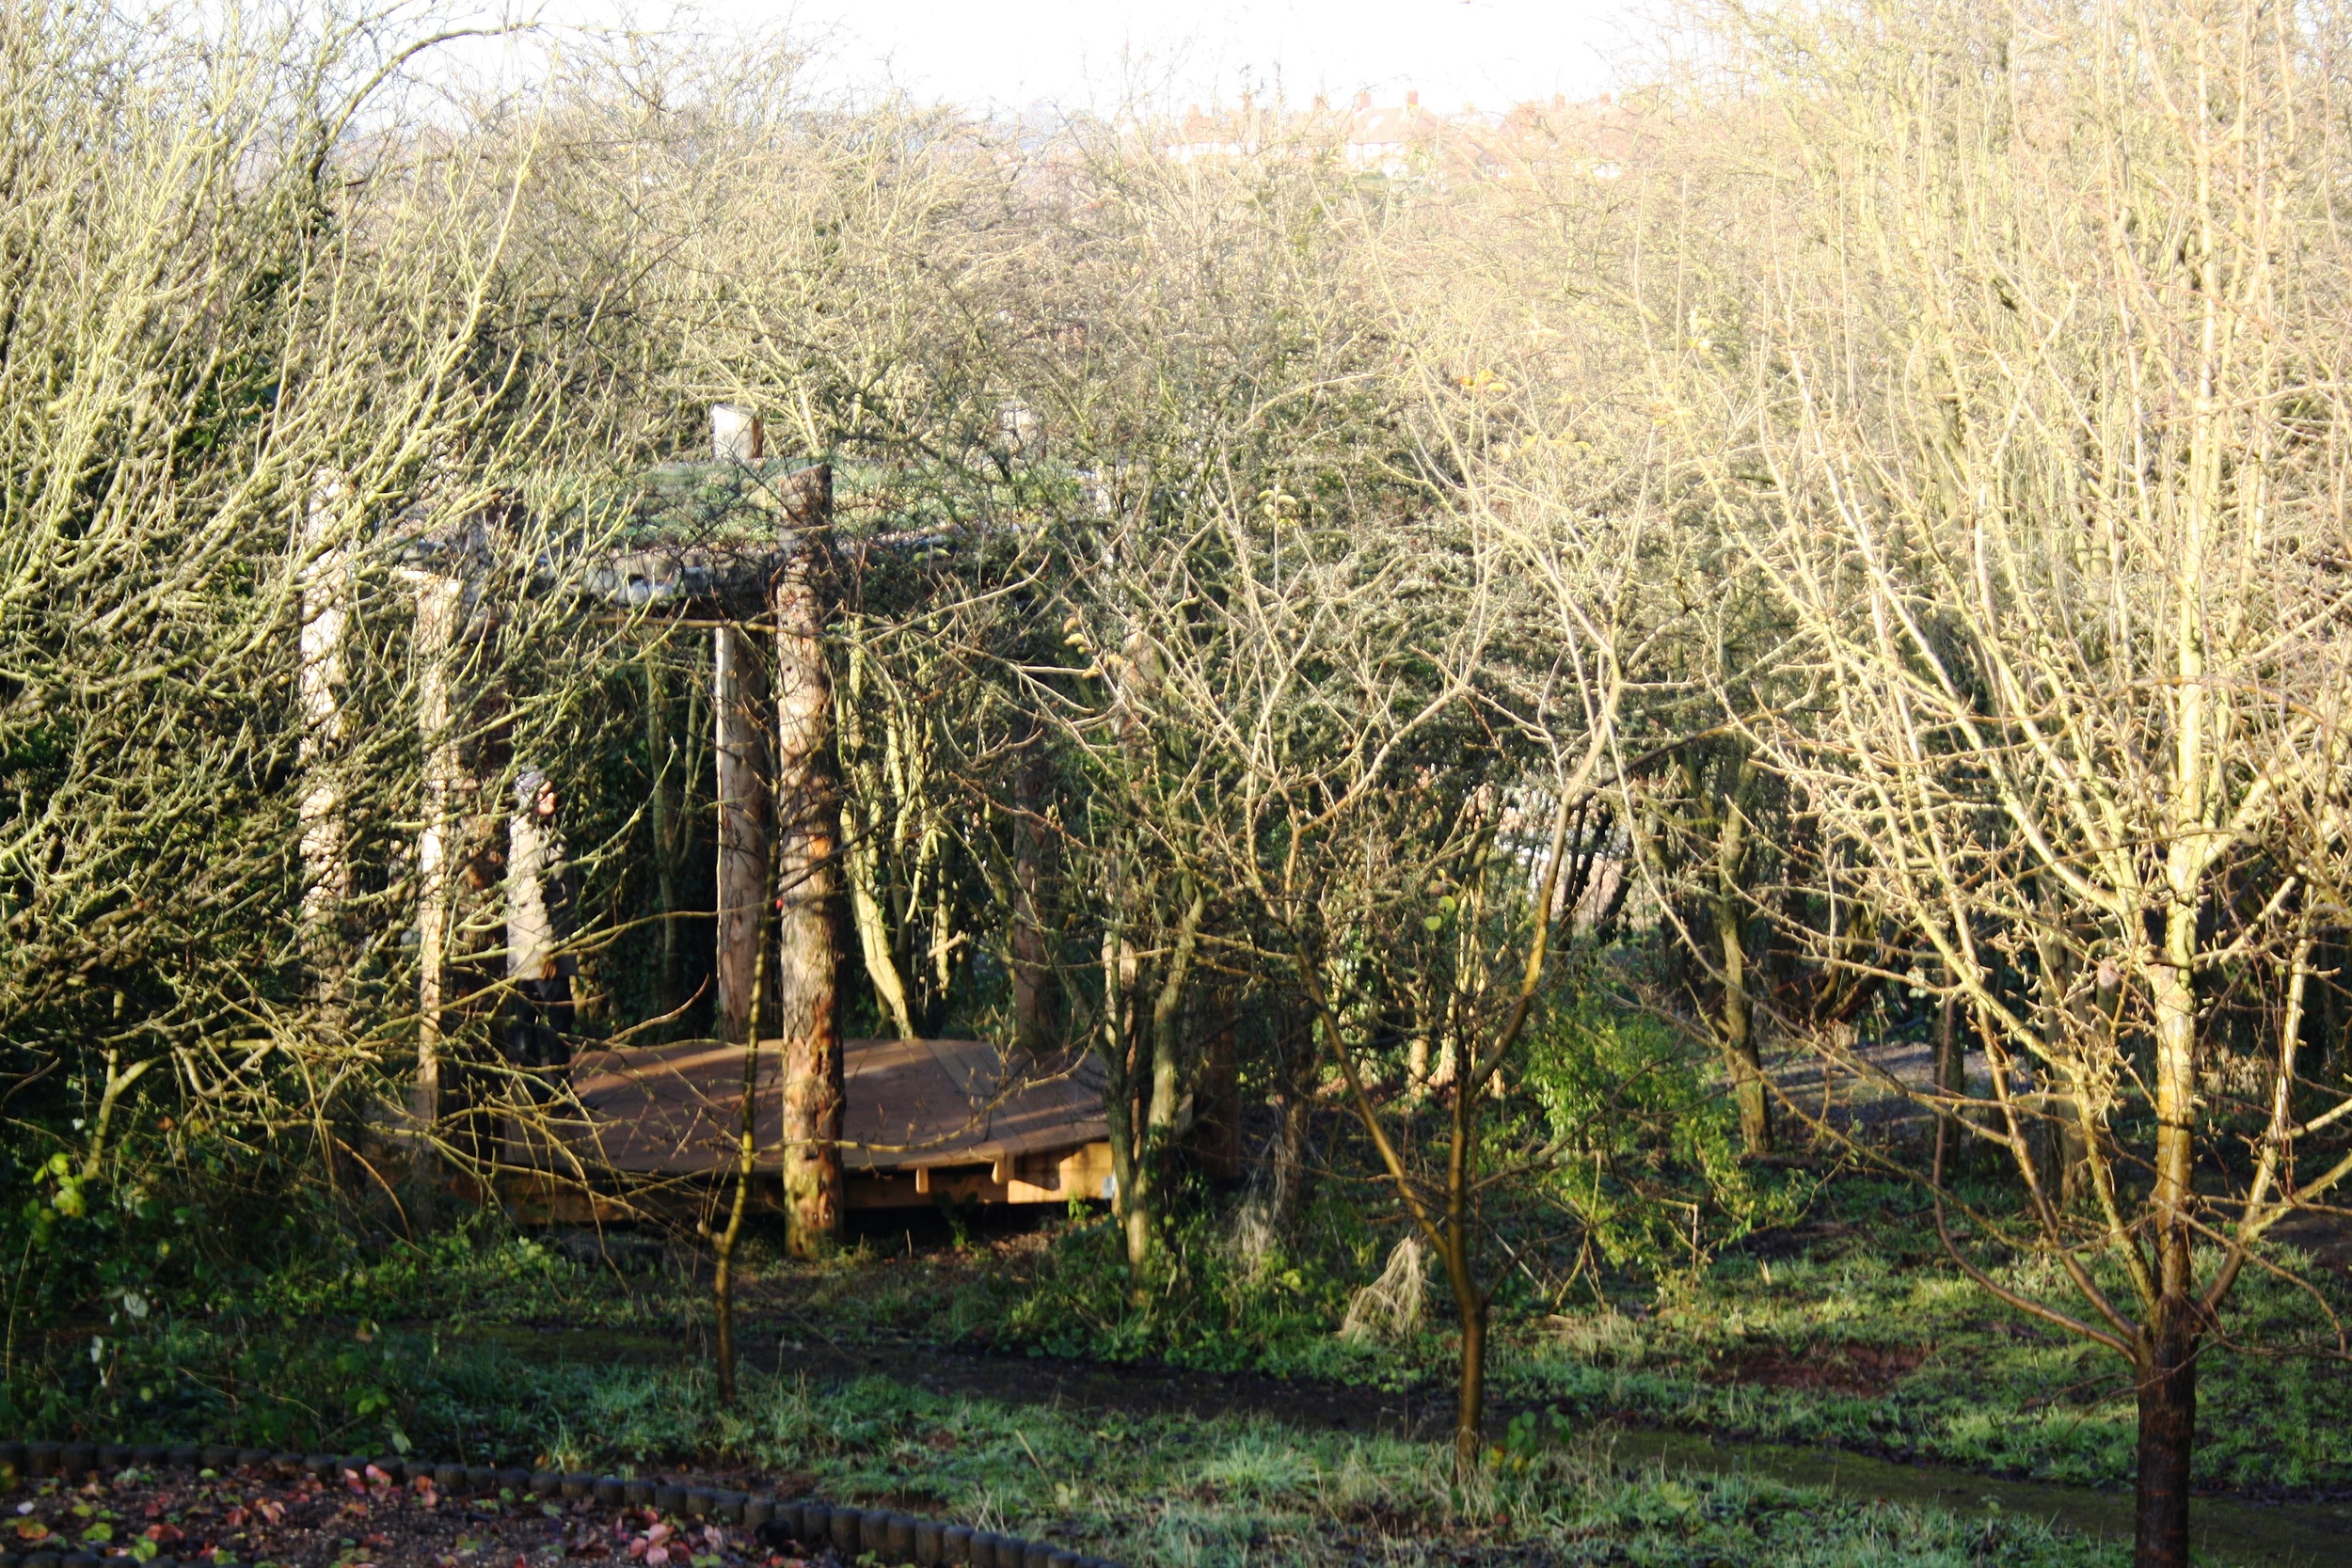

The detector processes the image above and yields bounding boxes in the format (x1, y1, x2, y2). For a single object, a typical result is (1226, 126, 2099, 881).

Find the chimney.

(1355, 89, 1372, 109)
(1406, 89, 1420, 108)
(711, 403, 762, 464)
(1553, 93, 1567, 110)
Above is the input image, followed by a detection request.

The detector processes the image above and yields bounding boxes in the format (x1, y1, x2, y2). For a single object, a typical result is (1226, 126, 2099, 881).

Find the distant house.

(1155, 89, 1638, 188)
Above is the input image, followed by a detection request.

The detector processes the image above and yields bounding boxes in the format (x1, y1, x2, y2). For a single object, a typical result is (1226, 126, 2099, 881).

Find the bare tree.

(1654, 2, 2352, 1560)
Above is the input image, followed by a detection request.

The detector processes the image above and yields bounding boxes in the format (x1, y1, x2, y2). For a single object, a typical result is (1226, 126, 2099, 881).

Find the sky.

(486, 0, 1643, 115)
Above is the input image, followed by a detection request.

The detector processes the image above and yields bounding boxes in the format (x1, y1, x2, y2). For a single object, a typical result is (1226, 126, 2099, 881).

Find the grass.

(221, 1173, 2342, 1499)
(1487, 1181, 2352, 1495)
(745, 1179, 2352, 1498)
(1, 1324, 2132, 1567)
(10, 1169, 2345, 1563)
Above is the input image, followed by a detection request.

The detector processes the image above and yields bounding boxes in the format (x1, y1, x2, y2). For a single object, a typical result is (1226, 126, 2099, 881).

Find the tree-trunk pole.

(505, 768, 564, 1161)
(772, 464, 843, 1258)
(410, 573, 465, 1138)
(296, 468, 350, 963)
(712, 836, 774, 1409)
(506, 788, 556, 990)
(714, 625, 771, 1044)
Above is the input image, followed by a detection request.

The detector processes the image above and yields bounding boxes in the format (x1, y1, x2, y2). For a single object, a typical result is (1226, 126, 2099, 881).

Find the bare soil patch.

(1701, 1342, 1930, 1397)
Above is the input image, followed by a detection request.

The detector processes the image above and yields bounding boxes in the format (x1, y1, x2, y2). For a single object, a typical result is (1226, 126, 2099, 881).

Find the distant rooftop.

(1158, 90, 1633, 182)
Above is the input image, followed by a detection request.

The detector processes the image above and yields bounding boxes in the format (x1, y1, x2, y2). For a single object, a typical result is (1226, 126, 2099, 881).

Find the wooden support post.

(506, 775, 558, 989)
(504, 766, 571, 1173)
(771, 463, 844, 1257)
(714, 626, 771, 1043)
(712, 403, 763, 465)
(297, 469, 351, 955)
(410, 573, 466, 1136)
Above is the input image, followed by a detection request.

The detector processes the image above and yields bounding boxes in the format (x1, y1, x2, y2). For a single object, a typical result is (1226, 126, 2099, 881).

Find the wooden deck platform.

(552, 1037, 1112, 1208)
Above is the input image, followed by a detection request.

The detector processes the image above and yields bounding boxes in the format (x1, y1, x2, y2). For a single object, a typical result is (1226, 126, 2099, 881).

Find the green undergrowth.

(1489, 1243, 2352, 1493)
(19, 1174, 2347, 1507)
(240, 1213, 705, 1330)
(1481, 1176, 2352, 1494)
(777, 1182, 2352, 1497)
(795, 1203, 1418, 1387)
(0, 1328, 2120, 1567)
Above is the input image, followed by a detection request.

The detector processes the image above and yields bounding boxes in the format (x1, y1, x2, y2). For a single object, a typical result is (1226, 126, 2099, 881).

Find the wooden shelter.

(342, 406, 1109, 1231)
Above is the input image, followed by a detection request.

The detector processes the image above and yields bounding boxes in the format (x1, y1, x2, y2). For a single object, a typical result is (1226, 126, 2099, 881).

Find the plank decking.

(551, 1037, 1111, 1207)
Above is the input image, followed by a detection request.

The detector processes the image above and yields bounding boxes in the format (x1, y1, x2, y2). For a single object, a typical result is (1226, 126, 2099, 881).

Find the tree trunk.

(772, 466, 842, 1258)
(2137, 896, 2202, 1568)
(1267, 1037, 1313, 1236)
(2133, 1307, 2197, 1568)
(1127, 885, 1204, 1273)
(1103, 1079, 1138, 1226)
(1453, 1285, 1487, 1473)
(1934, 992, 1961, 1101)
(1713, 793, 1770, 1155)
(506, 791, 556, 990)
(1190, 988, 1240, 1180)
(1446, 1030, 1489, 1473)
(837, 639, 918, 1038)
(1097, 925, 1144, 1259)
(715, 625, 771, 1045)
(846, 844, 916, 1038)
